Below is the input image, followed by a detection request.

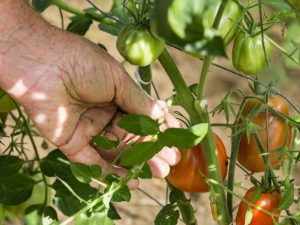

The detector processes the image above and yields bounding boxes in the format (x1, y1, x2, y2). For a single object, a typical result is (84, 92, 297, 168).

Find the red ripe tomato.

(167, 133, 228, 193)
(236, 187, 281, 225)
(238, 96, 291, 172)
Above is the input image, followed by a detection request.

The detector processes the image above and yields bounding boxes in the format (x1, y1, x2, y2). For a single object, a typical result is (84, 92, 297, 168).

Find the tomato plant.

(0, 88, 17, 112)
(117, 24, 165, 66)
(236, 187, 281, 225)
(1, 0, 300, 225)
(232, 31, 272, 75)
(237, 96, 291, 172)
(167, 133, 228, 193)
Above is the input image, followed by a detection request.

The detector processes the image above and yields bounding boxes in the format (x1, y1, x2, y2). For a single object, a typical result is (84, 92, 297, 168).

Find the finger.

(156, 147, 181, 166)
(59, 106, 116, 156)
(147, 156, 170, 178)
(113, 71, 167, 118)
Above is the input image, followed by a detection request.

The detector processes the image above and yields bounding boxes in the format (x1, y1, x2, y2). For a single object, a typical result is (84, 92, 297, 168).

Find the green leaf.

(25, 205, 58, 225)
(120, 141, 162, 166)
(93, 135, 119, 150)
(136, 163, 152, 179)
(0, 174, 35, 205)
(278, 183, 294, 210)
(70, 162, 102, 184)
(262, 0, 291, 10)
(75, 211, 114, 225)
(183, 31, 227, 57)
(167, 0, 205, 40)
(0, 155, 24, 178)
(107, 203, 121, 220)
(32, 0, 52, 12)
(53, 177, 98, 216)
(169, 190, 184, 204)
(283, 22, 300, 68)
(98, 0, 130, 36)
(152, 0, 226, 57)
(117, 114, 160, 136)
(40, 149, 71, 178)
(154, 204, 179, 225)
(67, 9, 96, 36)
(158, 123, 208, 149)
(110, 186, 131, 202)
(245, 207, 253, 225)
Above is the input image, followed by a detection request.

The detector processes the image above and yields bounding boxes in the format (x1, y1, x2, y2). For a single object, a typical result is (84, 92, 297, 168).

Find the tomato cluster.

(238, 96, 291, 172)
(167, 133, 228, 193)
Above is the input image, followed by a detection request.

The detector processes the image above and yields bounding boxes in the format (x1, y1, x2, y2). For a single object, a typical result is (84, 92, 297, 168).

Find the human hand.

(0, 1, 180, 183)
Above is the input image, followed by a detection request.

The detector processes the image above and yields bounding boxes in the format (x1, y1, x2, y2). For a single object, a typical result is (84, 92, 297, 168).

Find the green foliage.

(155, 204, 179, 225)
(98, 0, 131, 36)
(70, 162, 102, 184)
(117, 114, 160, 135)
(67, 8, 97, 36)
(0, 174, 35, 205)
(32, 0, 52, 12)
(0, 155, 24, 178)
(25, 205, 58, 225)
(151, 0, 226, 57)
(92, 135, 119, 150)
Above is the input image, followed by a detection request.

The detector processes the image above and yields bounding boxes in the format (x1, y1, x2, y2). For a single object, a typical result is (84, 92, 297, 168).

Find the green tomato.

(117, 24, 165, 66)
(0, 88, 17, 112)
(232, 31, 272, 75)
(203, 0, 241, 45)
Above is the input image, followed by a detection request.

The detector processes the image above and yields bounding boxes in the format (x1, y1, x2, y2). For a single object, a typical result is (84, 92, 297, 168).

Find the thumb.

(113, 70, 165, 119)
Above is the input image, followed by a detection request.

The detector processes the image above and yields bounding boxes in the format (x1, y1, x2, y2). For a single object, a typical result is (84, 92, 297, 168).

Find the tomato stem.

(265, 35, 300, 66)
(195, 0, 232, 224)
(158, 49, 200, 123)
(52, 0, 105, 23)
(138, 66, 152, 95)
(16, 106, 49, 209)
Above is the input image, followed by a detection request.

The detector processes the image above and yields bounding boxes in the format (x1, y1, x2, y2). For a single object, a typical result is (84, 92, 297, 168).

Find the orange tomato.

(167, 133, 228, 193)
(238, 96, 291, 172)
(236, 187, 281, 225)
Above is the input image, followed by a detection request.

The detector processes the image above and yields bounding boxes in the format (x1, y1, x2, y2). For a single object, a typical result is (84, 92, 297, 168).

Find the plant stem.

(158, 49, 200, 123)
(138, 66, 152, 95)
(16, 106, 49, 208)
(194, 0, 231, 224)
(226, 130, 242, 217)
(266, 36, 300, 66)
(167, 181, 197, 225)
(52, 0, 104, 22)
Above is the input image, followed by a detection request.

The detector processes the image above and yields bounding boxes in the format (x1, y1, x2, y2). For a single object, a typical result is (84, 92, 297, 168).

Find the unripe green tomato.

(117, 24, 165, 66)
(0, 88, 17, 112)
(203, 0, 241, 45)
(232, 31, 272, 75)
